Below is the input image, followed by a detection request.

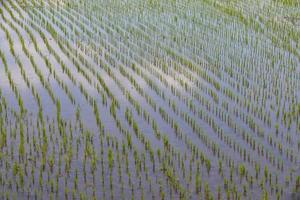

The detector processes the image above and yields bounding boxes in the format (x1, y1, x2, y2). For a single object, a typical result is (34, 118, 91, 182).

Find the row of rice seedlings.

(0, 8, 56, 107)
(7, 0, 114, 126)
(5, 1, 77, 105)
(0, 26, 27, 115)
(26, 7, 117, 114)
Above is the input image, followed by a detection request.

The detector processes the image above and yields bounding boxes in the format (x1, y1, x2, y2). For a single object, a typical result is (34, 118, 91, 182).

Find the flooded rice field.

(0, 0, 299, 199)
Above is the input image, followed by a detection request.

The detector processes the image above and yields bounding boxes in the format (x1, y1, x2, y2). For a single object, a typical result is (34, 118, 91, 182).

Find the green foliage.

(239, 164, 246, 178)
(275, 0, 300, 6)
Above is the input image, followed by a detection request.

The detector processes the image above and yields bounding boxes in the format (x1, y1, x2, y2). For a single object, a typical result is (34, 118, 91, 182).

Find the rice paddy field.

(0, 0, 299, 199)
